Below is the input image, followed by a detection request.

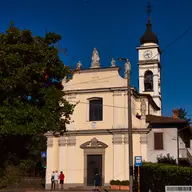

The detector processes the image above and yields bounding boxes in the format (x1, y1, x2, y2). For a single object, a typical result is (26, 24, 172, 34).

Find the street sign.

(41, 152, 46, 158)
(134, 156, 142, 167)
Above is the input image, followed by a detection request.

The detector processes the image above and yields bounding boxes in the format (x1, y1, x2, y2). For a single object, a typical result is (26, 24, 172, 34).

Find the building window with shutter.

(154, 132, 163, 150)
(89, 98, 103, 121)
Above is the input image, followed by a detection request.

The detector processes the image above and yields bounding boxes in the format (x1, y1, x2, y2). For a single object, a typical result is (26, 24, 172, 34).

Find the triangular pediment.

(63, 67, 126, 91)
(80, 138, 108, 149)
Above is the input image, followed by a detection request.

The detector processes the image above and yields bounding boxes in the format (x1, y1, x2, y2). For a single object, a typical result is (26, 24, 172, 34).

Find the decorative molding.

(112, 134, 122, 145)
(67, 94, 76, 100)
(140, 134, 148, 144)
(67, 136, 76, 146)
(138, 59, 160, 65)
(46, 128, 151, 137)
(124, 135, 128, 144)
(47, 137, 53, 147)
(80, 137, 108, 149)
(64, 87, 128, 95)
(113, 91, 122, 96)
(58, 136, 67, 146)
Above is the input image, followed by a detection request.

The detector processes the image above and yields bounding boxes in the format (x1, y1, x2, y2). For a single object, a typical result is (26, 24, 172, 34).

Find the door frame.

(80, 138, 108, 186)
(84, 148, 105, 186)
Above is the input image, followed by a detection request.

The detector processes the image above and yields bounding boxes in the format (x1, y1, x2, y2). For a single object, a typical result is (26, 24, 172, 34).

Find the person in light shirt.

(53, 170, 59, 189)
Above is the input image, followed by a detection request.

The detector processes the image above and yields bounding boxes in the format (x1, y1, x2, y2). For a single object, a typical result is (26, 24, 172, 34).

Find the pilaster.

(113, 91, 123, 128)
(112, 134, 122, 144)
(113, 134, 124, 180)
(66, 136, 77, 183)
(123, 134, 129, 180)
(58, 136, 67, 177)
(45, 136, 53, 190)
(140, 134, 148, 161)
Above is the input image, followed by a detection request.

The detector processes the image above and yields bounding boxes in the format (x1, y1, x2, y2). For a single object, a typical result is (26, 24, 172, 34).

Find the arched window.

(144, 70, 153, 92)
(89, 97, 103, 121)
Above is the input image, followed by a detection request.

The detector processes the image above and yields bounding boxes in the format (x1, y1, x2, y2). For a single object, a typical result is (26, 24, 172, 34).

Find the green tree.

(0, 24, 75, 136)
(178, 108, 191, 123)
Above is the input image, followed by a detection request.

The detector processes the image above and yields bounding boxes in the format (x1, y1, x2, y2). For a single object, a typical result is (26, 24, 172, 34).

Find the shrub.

(19, 159, 36, 176)
(110, 180, 129, 185)
(115, 180, 121, 185)
(157, 153, 176, 165)
(109, 180, 116, 185)
(140, 163, 192, 192)
(121, 180, 130, 186)
(4, 164, 22, 188)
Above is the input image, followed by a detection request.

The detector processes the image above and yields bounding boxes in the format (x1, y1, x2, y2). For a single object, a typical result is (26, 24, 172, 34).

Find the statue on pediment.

(111, 58, 116, 67)
(91, 48, 100, 68)
(124, 59, 131, 78)
(77, 61, 82, 69)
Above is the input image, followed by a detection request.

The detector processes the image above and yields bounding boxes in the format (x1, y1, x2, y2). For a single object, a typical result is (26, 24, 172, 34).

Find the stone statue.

(111, 58, 116, 67)
(77, 61, 82, 69)
(91, 48, 100, 68)
(124, 59, 131, 78)
(140, 98, 146, 117)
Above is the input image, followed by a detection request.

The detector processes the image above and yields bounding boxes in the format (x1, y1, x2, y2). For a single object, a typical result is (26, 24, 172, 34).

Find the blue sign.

(41, 152, 46, 158)
(134, 156, 142, 167)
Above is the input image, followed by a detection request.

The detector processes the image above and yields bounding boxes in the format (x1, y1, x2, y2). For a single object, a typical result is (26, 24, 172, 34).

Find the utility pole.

(118, 58, 133, 192)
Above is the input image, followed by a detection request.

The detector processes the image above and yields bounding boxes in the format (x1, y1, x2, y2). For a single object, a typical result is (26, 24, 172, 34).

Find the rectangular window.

(154, 132, 163, 150)
(89, 99, 103, 121)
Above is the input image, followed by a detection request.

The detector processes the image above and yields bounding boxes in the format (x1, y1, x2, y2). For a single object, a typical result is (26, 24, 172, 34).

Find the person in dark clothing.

(94, 173, 101, 191)
(51, 171, 55, 190)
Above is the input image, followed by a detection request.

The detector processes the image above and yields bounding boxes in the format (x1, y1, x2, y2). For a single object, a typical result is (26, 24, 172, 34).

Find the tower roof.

(140, 3, 159, 45)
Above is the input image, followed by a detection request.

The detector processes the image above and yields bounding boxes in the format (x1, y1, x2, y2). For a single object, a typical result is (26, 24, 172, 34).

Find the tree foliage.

(178, 108, 191, 123)
(0, 24, 75, 135)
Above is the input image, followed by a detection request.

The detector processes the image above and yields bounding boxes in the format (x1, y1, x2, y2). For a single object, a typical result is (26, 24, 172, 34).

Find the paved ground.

(0, 189, 128, 192)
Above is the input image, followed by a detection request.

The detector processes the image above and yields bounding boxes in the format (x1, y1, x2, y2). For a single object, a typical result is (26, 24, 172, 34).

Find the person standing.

(54, 170, 59, 189)
(59, 171, 65, 189)
(51, 171, 55, 190)
(94, 173, 101, 191)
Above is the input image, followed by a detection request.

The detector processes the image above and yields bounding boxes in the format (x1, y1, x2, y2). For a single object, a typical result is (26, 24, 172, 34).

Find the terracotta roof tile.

(146, 115, 188, 124)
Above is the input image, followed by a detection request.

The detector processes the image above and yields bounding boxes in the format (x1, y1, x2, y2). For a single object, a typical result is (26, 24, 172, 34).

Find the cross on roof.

(146, 1, 152, 19)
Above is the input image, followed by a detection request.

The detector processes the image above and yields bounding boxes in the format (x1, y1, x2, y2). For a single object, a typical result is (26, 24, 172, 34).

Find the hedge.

(134, 163, 192, 192)
(110, 180, 129, 186)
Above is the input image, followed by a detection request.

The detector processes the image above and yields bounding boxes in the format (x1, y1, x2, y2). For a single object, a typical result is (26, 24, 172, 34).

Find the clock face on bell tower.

(143, 50, 153, 59)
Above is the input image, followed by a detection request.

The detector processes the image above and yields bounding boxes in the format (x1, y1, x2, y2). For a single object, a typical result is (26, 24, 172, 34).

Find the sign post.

(134, 156, 142, 192)
(41, 152, 47, 168)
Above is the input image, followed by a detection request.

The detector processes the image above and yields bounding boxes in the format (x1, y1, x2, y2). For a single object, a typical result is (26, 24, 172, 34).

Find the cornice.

(45, 128, 151, 137)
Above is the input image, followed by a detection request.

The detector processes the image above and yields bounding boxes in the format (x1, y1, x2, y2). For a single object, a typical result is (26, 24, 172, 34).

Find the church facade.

(45, 17, 192, 189)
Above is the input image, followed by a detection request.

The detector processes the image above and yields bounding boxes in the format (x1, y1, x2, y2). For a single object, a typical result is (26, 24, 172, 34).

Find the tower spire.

(146, 0, 152, 23)
(140, 1, 158, 45)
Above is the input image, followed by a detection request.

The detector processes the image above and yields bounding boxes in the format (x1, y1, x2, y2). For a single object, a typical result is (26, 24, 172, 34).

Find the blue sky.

(1, 0, 192, 117)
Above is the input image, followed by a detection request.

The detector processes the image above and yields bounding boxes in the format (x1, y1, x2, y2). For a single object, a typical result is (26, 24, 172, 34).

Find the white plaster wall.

(147, 128, 178, 162)
(53, 133, 143, 185)
(190, 140, 192, 148)
(65, 90, 145, 131)
(179, 136, 185, 149)
(63, 67, 158, 131)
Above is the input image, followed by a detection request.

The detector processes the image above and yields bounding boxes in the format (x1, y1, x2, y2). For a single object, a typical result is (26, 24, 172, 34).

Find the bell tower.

(137, 3, 162, 115)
